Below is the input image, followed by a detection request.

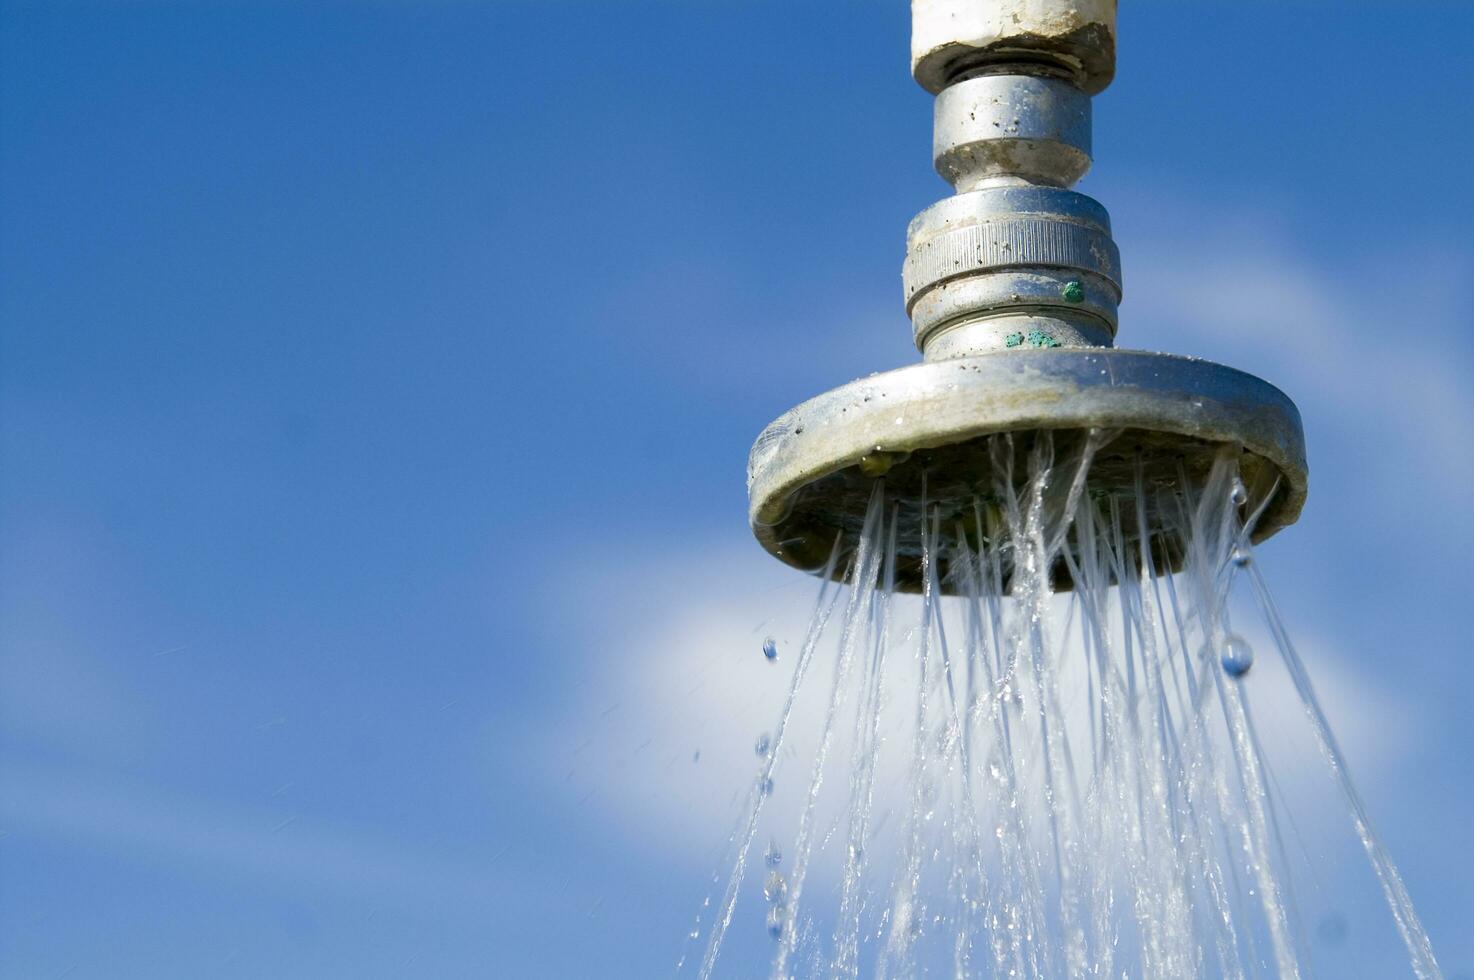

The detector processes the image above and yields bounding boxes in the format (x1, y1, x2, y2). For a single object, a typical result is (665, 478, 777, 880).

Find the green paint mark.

(1026, 329, 1061, 348)
(1004, 331, 1025, 348)
(1061, 280, 1085, 303)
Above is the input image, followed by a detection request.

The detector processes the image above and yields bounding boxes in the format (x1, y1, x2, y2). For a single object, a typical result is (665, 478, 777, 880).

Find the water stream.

(687, 432, 1440, 980)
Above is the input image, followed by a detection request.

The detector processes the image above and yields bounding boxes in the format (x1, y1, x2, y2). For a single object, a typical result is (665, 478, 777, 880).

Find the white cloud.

(545, 530, 1419, 865)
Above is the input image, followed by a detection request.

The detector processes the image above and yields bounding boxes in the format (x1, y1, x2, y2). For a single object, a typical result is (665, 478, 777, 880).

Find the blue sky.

(2, 1, 1471, 977)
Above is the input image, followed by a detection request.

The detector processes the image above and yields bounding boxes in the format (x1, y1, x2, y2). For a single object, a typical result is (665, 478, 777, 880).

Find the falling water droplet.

(765, 903, 786, 940)
(759, 776, 774, 797)
(764, 841, 782, 868)
(762, 637, 778, 662)
(1231, 478, 1249, 506)
(754, 732, 772, 757)
(1231, 544, 1252, 567)
(764, 871, 788, 904)
(1220, 634, 1255, 678)
(995, 682, 1023, 709)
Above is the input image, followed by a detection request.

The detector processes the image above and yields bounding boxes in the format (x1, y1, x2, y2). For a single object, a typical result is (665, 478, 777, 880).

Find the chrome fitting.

(904, 184, 1120, 358)
(934, 74, 1091, 191)
(906, 68, 1118, 360)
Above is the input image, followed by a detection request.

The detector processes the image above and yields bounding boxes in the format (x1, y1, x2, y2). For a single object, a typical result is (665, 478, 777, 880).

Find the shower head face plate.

(747, 348, 1307, 593)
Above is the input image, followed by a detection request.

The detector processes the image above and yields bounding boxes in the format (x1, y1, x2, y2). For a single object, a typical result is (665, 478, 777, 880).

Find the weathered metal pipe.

(911, 0, 1117, 95)
(747, 0, 1307, 591)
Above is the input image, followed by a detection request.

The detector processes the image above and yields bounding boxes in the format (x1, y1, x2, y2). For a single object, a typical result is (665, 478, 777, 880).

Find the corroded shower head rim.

(746, 347, 1308, 592)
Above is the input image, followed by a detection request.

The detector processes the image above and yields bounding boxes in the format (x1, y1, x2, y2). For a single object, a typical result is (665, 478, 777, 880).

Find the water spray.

(747, 0, 1307, 591)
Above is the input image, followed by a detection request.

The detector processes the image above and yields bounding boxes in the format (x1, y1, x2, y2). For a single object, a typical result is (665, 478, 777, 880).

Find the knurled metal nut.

(903, 215, 1122, 310)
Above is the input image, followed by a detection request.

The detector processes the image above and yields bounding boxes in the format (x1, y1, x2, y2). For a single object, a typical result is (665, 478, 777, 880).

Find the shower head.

(746, 1, 1308, 591)
(747, 349, 1307, 590)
